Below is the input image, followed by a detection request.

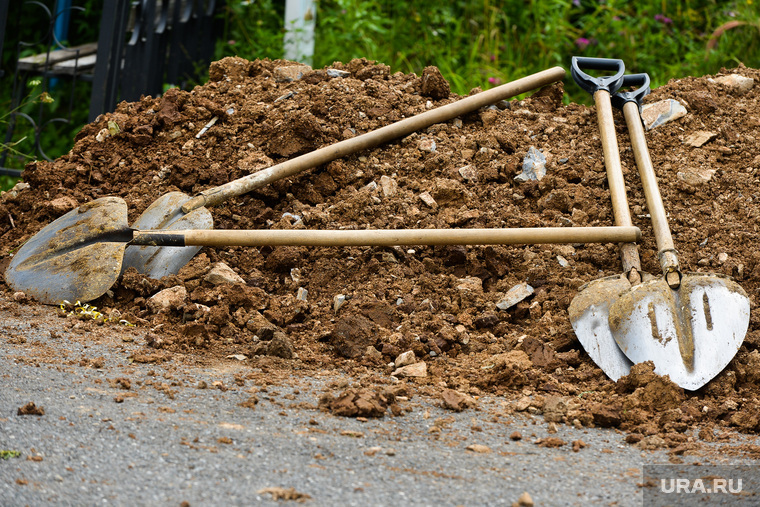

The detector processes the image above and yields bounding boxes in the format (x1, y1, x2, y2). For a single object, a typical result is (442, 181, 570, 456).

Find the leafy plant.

(217, 0, 287, 61)
(0, 450, 21, 459)
(1, 78, 61, 190)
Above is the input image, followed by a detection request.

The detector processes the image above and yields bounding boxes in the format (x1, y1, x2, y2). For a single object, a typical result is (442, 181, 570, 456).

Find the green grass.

(217, 0, 759, 101)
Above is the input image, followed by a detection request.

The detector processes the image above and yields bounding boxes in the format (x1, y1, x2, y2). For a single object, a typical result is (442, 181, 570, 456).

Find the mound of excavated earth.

(2, 57, 760, 456)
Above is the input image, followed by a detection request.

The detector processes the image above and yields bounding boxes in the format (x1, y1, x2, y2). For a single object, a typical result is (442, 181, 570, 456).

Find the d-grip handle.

(611, 73, 651, 110)
(571, 56, 625, 95)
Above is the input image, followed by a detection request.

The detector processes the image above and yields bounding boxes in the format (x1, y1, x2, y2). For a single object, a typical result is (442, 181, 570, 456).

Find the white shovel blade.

(609, 273, 749, 390)
(121, 192, 213, 279)
(569, 274, 634, 381)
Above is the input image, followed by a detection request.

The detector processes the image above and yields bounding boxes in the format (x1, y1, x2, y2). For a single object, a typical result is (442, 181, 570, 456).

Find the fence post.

(283, 0, 316, 66)
(88, 0, 131, 122)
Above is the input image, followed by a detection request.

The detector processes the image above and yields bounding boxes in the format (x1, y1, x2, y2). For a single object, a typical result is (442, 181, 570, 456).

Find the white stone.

(147, 286, 187, 312)
(684, 130, 717, 148)
(419, 191, 437, 209)
(418, 138, 437, 152)
(380, 175, 398, 197)
(395, 350, 417, 368)
(458, 164, 478, 182)
(296, 287, 308, 301)
(326, 69, 350, 78)
(515, 146, 546, 181)
(712, 74, 754, 93)
(204, 262, 245, 285)
(496, 282, 534, 310)
(333, 294, 346, 312)
(392, 361, 427, 378)
(641, 99, 687, 130)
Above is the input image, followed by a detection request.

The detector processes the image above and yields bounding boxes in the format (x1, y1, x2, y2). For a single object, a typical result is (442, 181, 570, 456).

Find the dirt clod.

(17, 402, 44, 416)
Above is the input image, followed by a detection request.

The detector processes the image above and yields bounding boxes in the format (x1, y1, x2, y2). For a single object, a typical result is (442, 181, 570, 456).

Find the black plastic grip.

(129, 231, 187, 247)
(570, 56, 626, 95)
(611, 73, 651, 110)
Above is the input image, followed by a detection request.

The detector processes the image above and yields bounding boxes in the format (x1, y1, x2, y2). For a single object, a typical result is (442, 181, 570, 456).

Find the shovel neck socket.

(660, 249, 682, 288)
(130, 231, 187, 247)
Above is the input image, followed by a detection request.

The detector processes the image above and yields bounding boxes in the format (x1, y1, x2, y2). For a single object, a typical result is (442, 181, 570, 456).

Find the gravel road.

(1, 300, 756, 506)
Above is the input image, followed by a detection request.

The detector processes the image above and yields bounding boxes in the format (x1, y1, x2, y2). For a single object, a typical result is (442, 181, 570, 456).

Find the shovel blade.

(5, 197, 129, 304)
(121, 192, 213, 279)
(609, 274, 749, 390)
(569, 274, 634, 381)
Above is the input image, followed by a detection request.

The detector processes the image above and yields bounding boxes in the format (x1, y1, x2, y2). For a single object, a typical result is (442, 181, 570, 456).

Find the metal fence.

(1, 0, 224, 176)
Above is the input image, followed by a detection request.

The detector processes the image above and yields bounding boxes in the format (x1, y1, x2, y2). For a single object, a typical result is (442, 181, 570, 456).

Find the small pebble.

(333, 294, 346, 312)
(517, 491, 534, 507)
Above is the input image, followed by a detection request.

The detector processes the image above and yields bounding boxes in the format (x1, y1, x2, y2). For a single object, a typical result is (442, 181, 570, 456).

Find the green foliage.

(1, 0, 101, 188)
(217, 0, 287, 60)
(1, 76, 86, 167)
(0, 450, 21, 459)
(1, 78, 69, 190)
(0, 176, 15, 192)
(218, 0, 760, 103)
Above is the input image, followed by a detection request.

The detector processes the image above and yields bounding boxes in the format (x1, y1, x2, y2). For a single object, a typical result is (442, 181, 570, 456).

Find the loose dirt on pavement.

(2, 57, 760, 461)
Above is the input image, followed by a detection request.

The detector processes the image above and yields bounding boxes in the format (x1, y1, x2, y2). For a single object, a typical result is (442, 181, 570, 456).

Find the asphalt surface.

(1, 299, 757, 506)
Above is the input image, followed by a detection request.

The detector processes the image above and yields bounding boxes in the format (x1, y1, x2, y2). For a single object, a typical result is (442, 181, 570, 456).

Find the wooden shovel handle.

(131, 225, 640, 247)
(593, 90, 642, 278)
(181, 66, 567, 213)
(622, 101, 681, 285)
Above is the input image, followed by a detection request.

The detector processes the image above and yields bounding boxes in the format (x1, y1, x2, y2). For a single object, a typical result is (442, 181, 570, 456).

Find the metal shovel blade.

(5, 197, 130, 305)
(569, 275, 635, 381)
(608, 273, 750, 390)
(121, 192, 213, 279)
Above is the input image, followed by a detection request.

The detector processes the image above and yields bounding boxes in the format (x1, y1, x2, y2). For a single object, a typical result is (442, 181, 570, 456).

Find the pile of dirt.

(2, 57, 760, 452)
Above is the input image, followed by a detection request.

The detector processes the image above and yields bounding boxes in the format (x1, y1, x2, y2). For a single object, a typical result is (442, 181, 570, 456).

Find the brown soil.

(3, 57, 760, 456)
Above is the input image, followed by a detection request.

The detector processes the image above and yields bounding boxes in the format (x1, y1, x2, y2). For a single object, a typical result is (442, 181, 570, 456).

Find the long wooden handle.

(131, 225, 640, 247)
(594, 90, 642, 277)
(181, 66, 567, 213)
(622, 101, 681, 286)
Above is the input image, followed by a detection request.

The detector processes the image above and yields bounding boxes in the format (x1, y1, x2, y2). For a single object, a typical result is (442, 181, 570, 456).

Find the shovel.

(4, 195, 640, 304)
(607, 73, 749, 390)
(122, 67, 568, 279)
(567, 57, 645, 381)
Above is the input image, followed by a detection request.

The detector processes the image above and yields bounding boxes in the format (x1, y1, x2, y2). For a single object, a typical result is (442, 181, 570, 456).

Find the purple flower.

(488, 77, 502, 85)
(654, 13, 673, 24)
(575, 37, 590, 50)
(573, 0, 580, 6)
